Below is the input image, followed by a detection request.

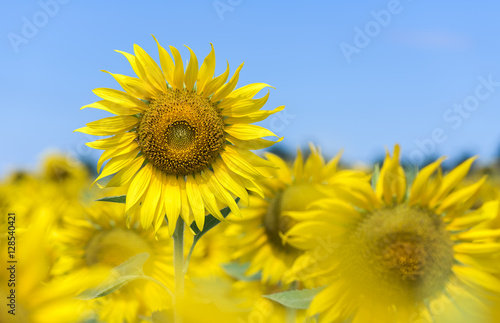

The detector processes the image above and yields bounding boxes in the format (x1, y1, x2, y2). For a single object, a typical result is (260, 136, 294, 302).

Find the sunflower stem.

(173, 216, 185, 323)
(183, 241, 195, 275)
(286, 281, 299, 323)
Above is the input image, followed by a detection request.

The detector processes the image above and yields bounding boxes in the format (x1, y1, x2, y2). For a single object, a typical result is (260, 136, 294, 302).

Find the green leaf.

(190, 198, 239, 244)
(76, 253, 151, 300)
(96, 195, 126, 204)
(263, 287, 325, 310)
(221, 262, 261, 281)
(183, 199, 239, 274)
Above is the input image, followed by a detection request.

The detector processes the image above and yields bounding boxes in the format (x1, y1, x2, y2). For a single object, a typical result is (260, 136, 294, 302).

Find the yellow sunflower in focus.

(226, 146, 370, 285)
(286, 145, 500, 322)
(76, 37, 283, 234)
(52, 202, 174, 323)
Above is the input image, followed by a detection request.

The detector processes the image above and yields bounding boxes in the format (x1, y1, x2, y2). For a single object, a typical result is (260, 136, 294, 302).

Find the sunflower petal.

(222, 146, 265, 179)
(437, 176, 486, 214)
(93, 148, 140, 185)
(446, 201, 498, 231)
(213, 159, 249, 206)
(454, 229, 500, 241)
(169, 45, 185, 90)
(197, 44, 216, 94)
(152, 35, 175, 86)
(85, 116, 138, 135)
(221, 91, 270, 115)
(183, 45, 199, 90)
(82, 99, 146, 115)
(92, 88, 148, 110)
(115, 50, 159, 95)
(87, 132, 137, 150)
(376, 145, 406, 205)
(431, 156, 478, 206)
(225, 105, 285, 124)
(195, 174, 223, 220)
(96, 139, 140, 172)
(212, 63, 244, 102)
(225, 124, 277, 140)
(101, 71, 155, 99)
(126, 163, 153, 212)
(201, 171, 241, 217)
(225, 83, 273, 100)
(103, 156, 145, 188)
(186, 175, 205, 231)
(178, 177, 193, 225)
(409, 157, 446, 206)
(293, 149, 304, 181)
(134, 44, 167, 93)
(202, 61, 230, 98)
(140, 169, 163, 229)
(453, 265, 500, 293)
(164, 175, 181, 236)
(454, 242, 500, 255)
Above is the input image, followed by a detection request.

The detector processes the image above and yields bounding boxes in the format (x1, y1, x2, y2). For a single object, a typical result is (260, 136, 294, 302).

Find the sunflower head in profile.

(226, 145, 371, 285)
(76, 37, 283, 234)
(285, 145, 500, 322)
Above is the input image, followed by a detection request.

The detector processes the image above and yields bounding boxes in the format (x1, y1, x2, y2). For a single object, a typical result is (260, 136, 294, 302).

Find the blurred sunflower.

(187, 277, 309, 323)
(186, 222, 232, 278)
(52, 202, 174, 323)
(77, 37, 283, 234)
(226, 146, 370, 285)
(41, 154, 90, 193)
(0, 212, 106, 323)
(0, 154, 92, 231)
(285, 145, 500, 322)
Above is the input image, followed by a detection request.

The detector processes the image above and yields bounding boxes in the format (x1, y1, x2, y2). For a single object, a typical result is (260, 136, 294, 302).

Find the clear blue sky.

(2, 0, 500, 175)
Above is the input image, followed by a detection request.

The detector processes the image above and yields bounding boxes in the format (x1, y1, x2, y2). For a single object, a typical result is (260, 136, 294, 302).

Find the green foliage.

(221, 262, 261, 281)
(189, 203, 234, 245)
(263, 287, 325, 310)
(95, 195, 126, 204)
(76, 253, 172, 300)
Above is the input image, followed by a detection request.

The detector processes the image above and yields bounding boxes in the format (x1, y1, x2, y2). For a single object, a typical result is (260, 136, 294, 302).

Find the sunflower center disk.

(165, 121, 196, 150)
(138, 89, 225, 176)
(342, 205, 454, 302)
(381, 236, 427, 281)
(264, 185, 323, 254)
(85, 229, 152, 268)
(264, 191, 294, 250)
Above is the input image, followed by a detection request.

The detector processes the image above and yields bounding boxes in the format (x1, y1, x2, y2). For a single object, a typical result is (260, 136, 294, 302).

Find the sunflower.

(0, 211, 106, 323)
(185, 222, 232, 279)
(226, 145, 370, 285)
(76, 37, 283, 234)
(52, 202, 175, 323)
(285, 145, 500, 322)
(186, 277, 309, 323)
(0, 153, 93, 232)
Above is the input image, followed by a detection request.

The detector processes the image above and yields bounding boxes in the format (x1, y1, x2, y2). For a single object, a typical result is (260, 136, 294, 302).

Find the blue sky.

(2, 0, 500, 175)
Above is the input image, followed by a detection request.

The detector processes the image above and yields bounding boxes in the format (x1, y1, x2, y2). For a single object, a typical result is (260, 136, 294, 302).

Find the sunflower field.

(2, 41, 500, 323)
(3, 1, 500, 323)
